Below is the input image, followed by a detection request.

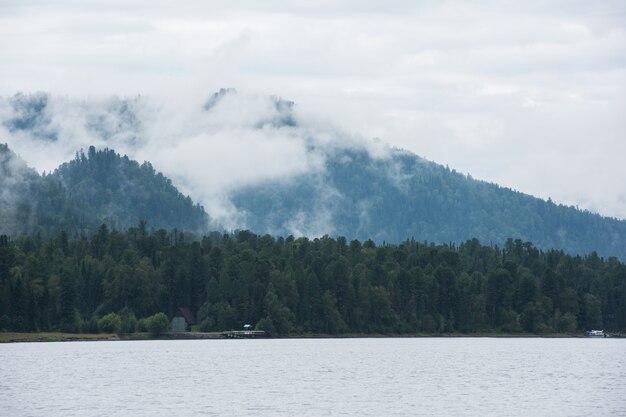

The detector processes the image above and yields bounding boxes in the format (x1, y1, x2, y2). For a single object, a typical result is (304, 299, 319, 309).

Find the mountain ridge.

(231, 146, 626, 259)
(1, 90, 626, 259)
(3, 141, 626, 259)
(0, 144, 208, 237)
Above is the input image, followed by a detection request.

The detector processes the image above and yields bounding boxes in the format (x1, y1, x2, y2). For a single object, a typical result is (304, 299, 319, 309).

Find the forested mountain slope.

(232, 148, 626, 259)
(2, 91, 626, 259)
(0, 144, 208, 236)
(52, 146, 208, 233)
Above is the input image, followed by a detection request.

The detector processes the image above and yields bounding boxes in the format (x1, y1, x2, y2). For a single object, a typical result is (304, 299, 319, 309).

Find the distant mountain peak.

(231, 145, 626, 259)
(0, 144, 209, 237)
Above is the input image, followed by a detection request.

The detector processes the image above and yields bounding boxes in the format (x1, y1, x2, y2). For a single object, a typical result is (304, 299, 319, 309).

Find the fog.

(0, 90, 389, 229)
(1, 1, 625, 220)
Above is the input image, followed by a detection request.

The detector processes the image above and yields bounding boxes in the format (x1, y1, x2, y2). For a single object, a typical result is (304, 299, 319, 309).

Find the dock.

(221, 330, 266, 338)
(167, 330, 266, 339)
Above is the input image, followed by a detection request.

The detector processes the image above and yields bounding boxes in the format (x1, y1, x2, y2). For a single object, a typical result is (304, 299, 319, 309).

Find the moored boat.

(585, 329, 606, 337)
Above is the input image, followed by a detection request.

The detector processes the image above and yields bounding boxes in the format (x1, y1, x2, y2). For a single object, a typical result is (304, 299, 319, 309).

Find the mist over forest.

(2, 90, 626, 260)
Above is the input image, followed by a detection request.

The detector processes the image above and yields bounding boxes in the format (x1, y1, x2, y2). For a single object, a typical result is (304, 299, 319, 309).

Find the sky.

(1, 0, 625, 221)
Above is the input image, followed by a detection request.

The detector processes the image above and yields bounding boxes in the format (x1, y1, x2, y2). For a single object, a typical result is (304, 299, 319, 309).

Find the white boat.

(585, 330, 606, 337)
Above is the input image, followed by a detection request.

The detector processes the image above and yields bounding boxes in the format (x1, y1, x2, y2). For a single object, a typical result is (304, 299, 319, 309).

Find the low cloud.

(0, 90, 380, 230)
(1, 1, 625, 220)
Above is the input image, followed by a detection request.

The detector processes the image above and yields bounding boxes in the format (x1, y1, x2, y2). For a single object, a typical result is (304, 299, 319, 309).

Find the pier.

(221, 330, 266, 339)
(166, 330, 266, 339)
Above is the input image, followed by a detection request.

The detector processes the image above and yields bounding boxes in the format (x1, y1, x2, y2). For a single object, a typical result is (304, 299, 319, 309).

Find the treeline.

(1, 226, 625, 335)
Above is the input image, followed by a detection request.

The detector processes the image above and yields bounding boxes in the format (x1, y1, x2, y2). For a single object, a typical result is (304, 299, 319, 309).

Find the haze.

(1, 0, 625, 220)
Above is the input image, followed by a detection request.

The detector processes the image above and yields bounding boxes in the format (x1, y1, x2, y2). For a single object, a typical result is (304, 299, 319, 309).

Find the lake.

(1, 337, 625, 416)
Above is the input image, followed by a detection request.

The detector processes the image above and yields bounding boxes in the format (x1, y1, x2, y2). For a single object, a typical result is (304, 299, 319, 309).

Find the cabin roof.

(175, 307, 196, 325)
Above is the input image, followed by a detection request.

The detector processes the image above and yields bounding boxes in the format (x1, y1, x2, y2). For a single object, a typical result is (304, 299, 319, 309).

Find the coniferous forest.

(0, 144, 208, 238)
(1, 226, 625, 335)
(233, 148, 626, 260)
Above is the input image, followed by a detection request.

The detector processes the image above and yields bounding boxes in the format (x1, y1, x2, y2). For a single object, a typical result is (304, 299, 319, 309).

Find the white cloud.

(0, 91, 356, 228)
(0, 1, 625, 219)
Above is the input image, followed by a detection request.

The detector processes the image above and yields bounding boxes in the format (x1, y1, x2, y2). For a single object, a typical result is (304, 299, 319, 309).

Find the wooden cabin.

(171, 307, 197, 333)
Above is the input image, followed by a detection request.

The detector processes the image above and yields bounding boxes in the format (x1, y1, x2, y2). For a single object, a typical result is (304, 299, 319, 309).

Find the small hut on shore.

(171, 307, 196, 333)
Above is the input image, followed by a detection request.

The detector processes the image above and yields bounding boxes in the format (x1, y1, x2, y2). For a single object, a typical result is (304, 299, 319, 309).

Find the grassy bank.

(1, 331, 597, 343)
(0, 332, 223, 343)
(0, 332, 121, 343)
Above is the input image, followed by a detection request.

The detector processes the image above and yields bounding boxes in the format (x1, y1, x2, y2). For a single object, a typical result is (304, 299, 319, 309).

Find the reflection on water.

(1, 338, 625, 416)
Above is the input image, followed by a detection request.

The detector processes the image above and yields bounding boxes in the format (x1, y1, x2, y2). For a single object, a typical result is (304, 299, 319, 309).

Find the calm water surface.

(1, 337, 625, 416)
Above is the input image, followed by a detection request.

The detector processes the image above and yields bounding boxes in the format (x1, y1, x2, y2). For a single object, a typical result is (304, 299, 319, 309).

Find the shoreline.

(0, 332, 122, 343)
(3, 331, 621, 344)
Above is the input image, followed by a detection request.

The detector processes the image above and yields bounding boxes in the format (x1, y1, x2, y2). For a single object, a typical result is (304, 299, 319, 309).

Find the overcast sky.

(1, 0, 625, 220)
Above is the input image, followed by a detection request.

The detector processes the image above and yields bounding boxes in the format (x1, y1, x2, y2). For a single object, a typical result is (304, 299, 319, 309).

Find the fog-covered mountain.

(0, 144, 208, 236)
(232, 146, 626, 259)
(2, 90, 626, 259)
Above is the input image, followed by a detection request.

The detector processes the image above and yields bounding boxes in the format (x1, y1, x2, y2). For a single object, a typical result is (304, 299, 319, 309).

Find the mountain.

(2, 91, 626, 260)
(231, 146, 626, 259)
(52, 146, 208, 232)
(0, 144, 208, 236)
